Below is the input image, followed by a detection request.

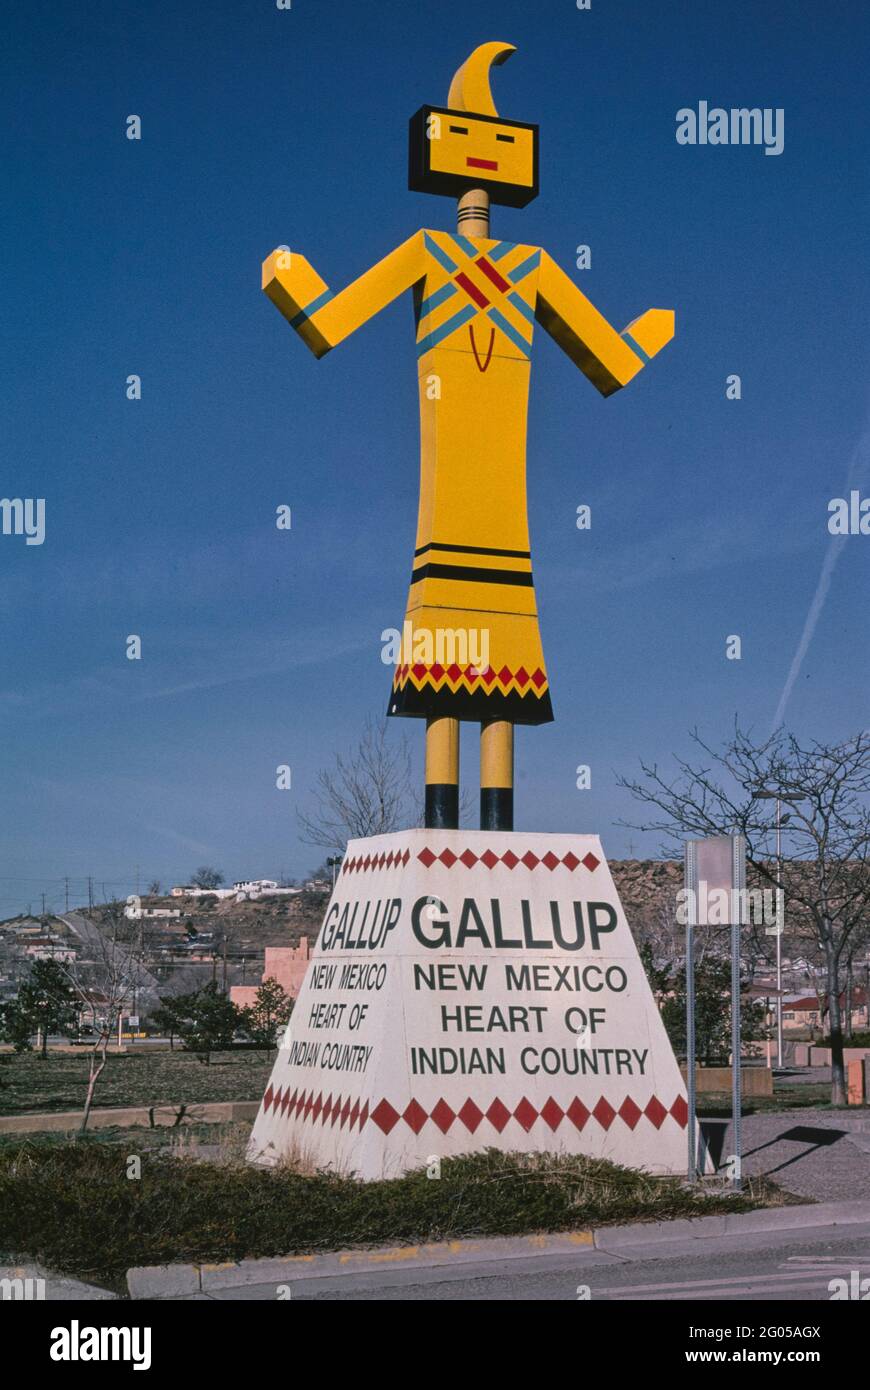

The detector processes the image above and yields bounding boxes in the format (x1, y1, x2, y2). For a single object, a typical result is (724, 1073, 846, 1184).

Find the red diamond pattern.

(670, 1095, 689, 1129)
(261, 1087, 688, 1140)
(430, 1099, 456, 1135)
(513, 1097, 538, 1132)
(458, 1098, 484, 1133)
(403, 1099, 427, 1135)
(486, 1098, 511, 1133)
(394, 661, 548, 695)
(342, 844, 603, 875)
(370, 1099, 400, 1134)
(566, 1098, 590, 1131)
(644, 1096, 667, 1130)
(540, 1097, 564, 1132)
(593, 1097, 616, 1130)
(619, 1097, 642, 1131)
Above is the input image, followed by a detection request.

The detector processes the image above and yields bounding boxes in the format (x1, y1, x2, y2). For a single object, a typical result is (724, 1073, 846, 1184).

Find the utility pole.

(749, 787, 807, 1069)
(41, 892, 46, 920)
(87, 876, 93, 912)
(64, 877, 69, 912)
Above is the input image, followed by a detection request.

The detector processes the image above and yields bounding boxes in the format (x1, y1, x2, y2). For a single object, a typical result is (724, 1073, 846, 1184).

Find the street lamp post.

(750, 788, 807, 1069)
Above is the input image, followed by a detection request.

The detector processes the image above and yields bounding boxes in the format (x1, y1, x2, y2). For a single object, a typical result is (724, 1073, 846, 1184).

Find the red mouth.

(467, 157, 498, 171)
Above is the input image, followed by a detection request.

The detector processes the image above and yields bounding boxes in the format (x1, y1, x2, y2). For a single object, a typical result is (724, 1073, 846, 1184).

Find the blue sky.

(2, 0, 868, 913)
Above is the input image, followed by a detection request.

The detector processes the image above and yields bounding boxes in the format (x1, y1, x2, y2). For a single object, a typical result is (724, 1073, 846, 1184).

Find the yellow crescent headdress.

(408, 40, 539, 209)
(447, 41, 516, 116)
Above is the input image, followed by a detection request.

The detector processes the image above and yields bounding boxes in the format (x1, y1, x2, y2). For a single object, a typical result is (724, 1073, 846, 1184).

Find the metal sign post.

(684, 833, 747, 1189)
(730, 835, 747, 1192)
(684, 839, 698, 1181)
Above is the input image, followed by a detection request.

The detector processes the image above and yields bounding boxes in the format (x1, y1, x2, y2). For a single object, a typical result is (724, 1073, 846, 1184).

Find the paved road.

(190, 1223, 870, 1301)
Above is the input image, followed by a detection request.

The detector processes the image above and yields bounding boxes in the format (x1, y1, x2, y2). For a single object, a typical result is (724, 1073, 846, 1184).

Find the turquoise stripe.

(418, 281, 458, 321)
(508, 291, 535, 326)
(289, 288, 333, 329)
(451, 232, 480, 259)
(488, 240, 515, 261)
(487, 306, 531, 356)
(424, 232, 458, 273)
(417, 302, 477, 355)
(621, 330, 650, 364)
(508, 250, 541, 284)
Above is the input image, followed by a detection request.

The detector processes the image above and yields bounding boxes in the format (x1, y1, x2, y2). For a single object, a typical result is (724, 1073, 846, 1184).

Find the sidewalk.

(704, 1107, 870, 1202)
(0, 1100, 260, 1135)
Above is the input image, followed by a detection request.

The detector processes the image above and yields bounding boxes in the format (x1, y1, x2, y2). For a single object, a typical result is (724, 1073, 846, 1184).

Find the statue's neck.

(457, 189, 490, 238)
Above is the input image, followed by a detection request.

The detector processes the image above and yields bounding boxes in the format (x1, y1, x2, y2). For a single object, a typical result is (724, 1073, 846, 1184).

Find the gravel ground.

(702, 1107, 870, 1202)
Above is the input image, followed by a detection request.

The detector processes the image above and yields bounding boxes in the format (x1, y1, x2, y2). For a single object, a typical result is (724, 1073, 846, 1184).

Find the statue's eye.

(449, 125, 469, 135)
(496, 133, 515, 143)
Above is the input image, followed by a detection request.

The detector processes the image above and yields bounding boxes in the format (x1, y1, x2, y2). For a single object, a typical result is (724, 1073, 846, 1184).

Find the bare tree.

(619, 726, 870, 1105)
(57, 907, 155, 1134)
(298, 717, 415, 853)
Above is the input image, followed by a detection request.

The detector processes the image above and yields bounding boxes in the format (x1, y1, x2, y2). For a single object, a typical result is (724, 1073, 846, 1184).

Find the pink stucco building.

(231, 938, 310, 1008)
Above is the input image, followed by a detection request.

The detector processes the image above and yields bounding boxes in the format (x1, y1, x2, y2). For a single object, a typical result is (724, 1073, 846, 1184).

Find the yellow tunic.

(391, 230, 551, 724)
(262, 229, 672, 727)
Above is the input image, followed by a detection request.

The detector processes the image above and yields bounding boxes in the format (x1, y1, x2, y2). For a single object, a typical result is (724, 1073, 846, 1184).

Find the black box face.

(408, 106, 539, 209)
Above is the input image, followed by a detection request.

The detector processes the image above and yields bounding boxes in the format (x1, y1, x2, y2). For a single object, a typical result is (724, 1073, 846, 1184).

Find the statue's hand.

(622, 308, 675, 362)
(262, 249, 332, 357)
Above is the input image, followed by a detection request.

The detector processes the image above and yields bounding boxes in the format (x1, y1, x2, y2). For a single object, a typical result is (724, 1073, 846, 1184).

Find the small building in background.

(230, 938, 311, 1009)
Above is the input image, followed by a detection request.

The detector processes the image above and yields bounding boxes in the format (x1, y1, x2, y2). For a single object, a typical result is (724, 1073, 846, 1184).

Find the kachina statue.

(262, 41, 673, 834)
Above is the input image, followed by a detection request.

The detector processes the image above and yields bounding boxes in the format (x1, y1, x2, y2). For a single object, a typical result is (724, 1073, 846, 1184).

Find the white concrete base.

(248, 830, 689, 1180)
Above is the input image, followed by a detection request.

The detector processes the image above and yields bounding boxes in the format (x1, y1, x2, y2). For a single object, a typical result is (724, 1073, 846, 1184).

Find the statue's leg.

(480, 720, 514, 831)
(425, 716, 459, 829)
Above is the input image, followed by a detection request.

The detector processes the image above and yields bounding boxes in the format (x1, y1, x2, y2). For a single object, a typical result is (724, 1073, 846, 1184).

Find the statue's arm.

(262, 231, 427, 359)
(535, 251, 674, 397)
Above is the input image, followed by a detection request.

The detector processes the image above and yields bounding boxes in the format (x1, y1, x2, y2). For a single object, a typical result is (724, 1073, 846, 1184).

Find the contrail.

(772, 412, 870, 731)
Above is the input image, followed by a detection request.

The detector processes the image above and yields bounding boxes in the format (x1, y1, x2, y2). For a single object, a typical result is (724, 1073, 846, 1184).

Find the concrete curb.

(127, 1231, 595, 1298)
(593, 1197, 870, 1250)
(0, 1101, 260, 1136)
(126, 1197, 870, 1298)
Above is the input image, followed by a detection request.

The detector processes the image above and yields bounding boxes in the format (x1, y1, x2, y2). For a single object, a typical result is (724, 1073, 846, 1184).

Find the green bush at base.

(0, 1140, 775, 1291)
